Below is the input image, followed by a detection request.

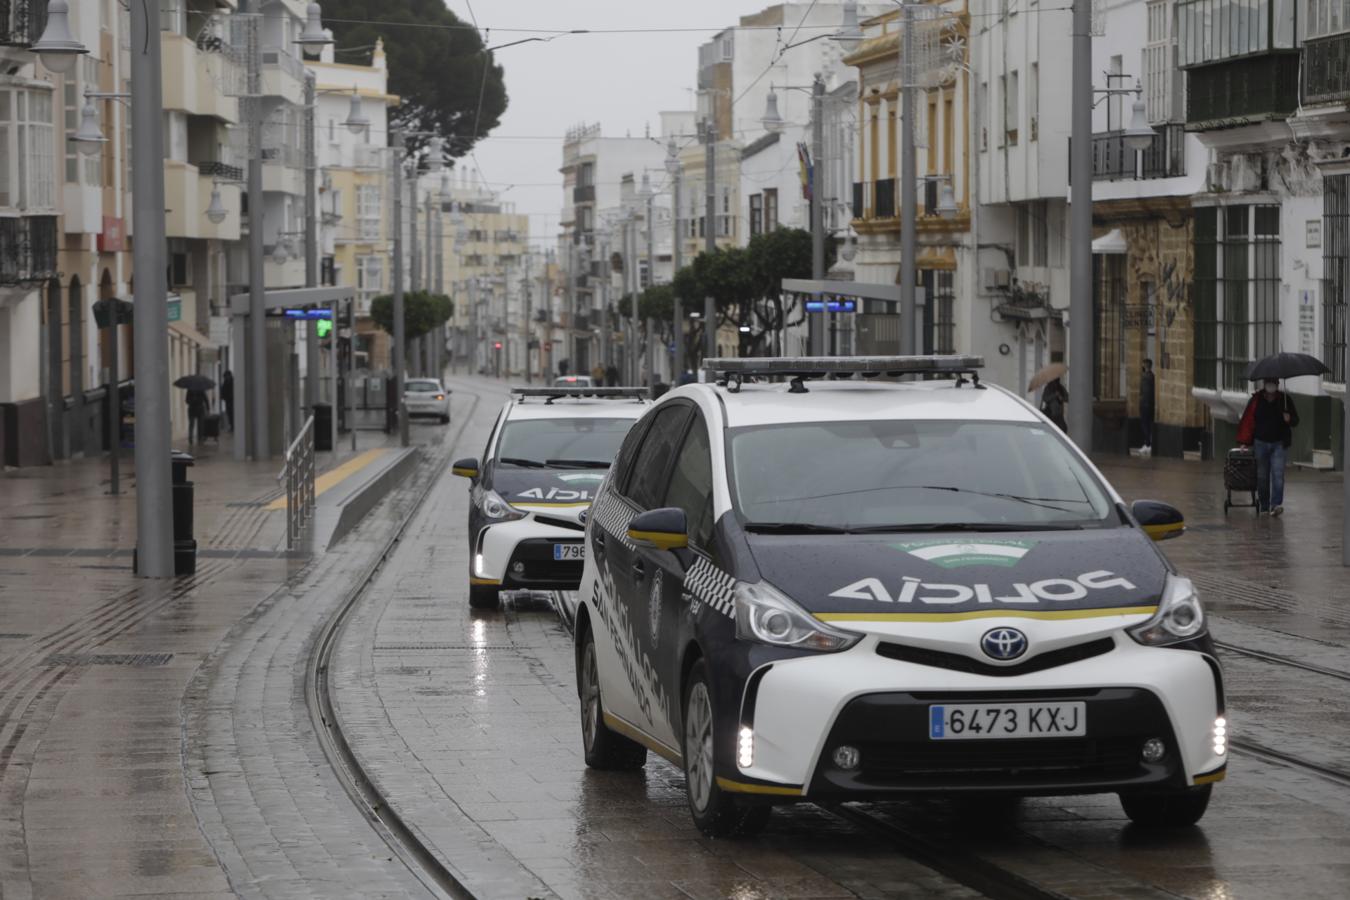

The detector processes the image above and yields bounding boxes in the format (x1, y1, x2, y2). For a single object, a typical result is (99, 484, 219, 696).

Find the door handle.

(631, 559, 645, 582)
(594, 530, 606, 557)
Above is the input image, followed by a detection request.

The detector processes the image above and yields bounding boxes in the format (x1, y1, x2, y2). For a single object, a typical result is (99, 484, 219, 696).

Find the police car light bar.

(511, 387, 649, 403)
(701, 355, 984, 378)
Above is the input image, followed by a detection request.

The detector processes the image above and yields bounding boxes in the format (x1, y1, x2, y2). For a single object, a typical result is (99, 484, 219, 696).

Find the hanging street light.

(205, 185, 228, 224)
(761, 90, 785, 133)
(31, 0, 88, 74)
(72, 95, 108, 154)
(296, 2, 334, 57)
(836, 1, 863, 47)
(344, 90, 369, 134)
(426, 137, 445, 172)
(1123, 82, 1157, 152)
(665, 138, 681, 175)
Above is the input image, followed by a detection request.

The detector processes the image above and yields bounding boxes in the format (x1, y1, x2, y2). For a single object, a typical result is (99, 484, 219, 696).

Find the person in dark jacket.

(186, 388, 209, 444)
(1139, 358, 1156, 451)
(220, 370, 234, 432)
(605, 364, 620, 387)
(1040, 377, 1068, 432)
(1237, 379, 1299, 516)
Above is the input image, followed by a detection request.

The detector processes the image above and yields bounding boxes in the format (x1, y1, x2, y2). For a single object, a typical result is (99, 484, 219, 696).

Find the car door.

(633, 409, 716, 750)
(590, 401, 691, 736)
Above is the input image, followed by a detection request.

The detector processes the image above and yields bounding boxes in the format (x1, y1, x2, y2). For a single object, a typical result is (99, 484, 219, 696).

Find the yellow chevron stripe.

(814, 605, 1159, 623)
(715, 777, 804, 797)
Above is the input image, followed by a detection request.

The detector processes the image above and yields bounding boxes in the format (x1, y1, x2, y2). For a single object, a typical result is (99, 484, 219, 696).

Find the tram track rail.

(304, 393, 481, 900)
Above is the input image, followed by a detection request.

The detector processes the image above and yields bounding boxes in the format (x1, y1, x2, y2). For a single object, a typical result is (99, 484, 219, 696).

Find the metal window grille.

(1325, 174, 1350, 383)
(1094, 254, 1127, 400)
(931, 271, 955, 354)
(1193, 204, 1281, 391)
(1194, 207, 1219, 389)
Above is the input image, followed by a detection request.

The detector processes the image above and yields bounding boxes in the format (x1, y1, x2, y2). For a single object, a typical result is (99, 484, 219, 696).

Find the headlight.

(1128, 574, 1206, 646)
(734, 581, 860, 652)
(478, 489, 525, 522)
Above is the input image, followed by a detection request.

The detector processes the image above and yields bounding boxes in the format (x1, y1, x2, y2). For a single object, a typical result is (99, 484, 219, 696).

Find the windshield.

(497, 417, 633, 468)
(406, 381, 440, 393)
(728, 419, 1117, 531)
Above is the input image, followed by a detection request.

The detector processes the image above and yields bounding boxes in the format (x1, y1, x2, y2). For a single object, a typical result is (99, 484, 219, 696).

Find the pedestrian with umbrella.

(1235, 353, 1328, 516)
(1028, 363, 1069, 432)
(174, 374, 216, 445)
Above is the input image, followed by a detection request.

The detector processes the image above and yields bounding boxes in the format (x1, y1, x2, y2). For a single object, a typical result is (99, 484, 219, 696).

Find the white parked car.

(452, 387, 649, 609)
(403, 378, 450, 424)
(574, 355, 1223, 837)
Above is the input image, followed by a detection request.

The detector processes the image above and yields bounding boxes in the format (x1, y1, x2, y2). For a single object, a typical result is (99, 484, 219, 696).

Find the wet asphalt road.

(324, 377, 1350, 900)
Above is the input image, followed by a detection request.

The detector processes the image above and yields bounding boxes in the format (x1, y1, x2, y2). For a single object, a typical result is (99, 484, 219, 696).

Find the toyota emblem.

(981, 627, 1029, 661)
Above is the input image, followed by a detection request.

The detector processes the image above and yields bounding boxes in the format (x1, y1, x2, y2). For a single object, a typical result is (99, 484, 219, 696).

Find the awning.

(1092, 228, 1128, 255)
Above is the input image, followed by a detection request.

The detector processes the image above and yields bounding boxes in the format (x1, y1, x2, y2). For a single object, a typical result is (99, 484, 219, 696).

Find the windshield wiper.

(849, 522, 1085, 533)
(498, 456, 546, 468)
(908, 485, 1085, 514)
(546, 459, 611, 469)
(744, 522, 853, 534)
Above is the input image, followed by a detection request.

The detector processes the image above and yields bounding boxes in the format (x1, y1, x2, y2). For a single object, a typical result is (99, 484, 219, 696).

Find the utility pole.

(469, 277, 479, 376)
(1069, 0, 1094, 451)
(524, 251, 533, 383)
(130, 0, 173, 575)
(391, 132, 408, 447)
(811, 74, 826, 356)
(703, 118, 717, 362)
(646, 186, 657, 386)
(669, 143, 684, 378)
(244, 5, 268, 460)
(425, 193, 435, 376)
(899, 0, 918, 357)
(303, 72, 319, 415)
(598, 231, 610, 376)
(543, 254, 553, 380)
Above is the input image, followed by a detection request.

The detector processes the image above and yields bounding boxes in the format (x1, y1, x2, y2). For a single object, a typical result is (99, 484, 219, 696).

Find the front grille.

(859, 737, 1142, 784)
(505, 539, 584, 586)
(876, 637, 1115, 677)
(534, 514, 585, 531)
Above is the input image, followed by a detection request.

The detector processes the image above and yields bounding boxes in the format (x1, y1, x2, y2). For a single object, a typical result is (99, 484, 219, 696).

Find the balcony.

(160, 31, 240, 122)
(1083, 124, 1187, 181)
(0, 215, 58, 285)
(195, 160, 244, 182)
(258, 46, 306, 104)
(0, 0, 46, 46)
(165, 161, 241, 241)
(573, 184, 596, 204)
(1186, 52, 1300, 129)
(1303, 32, 1350, 105)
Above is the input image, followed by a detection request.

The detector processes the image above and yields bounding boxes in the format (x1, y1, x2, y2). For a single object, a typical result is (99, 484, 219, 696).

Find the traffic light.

(316, 319, 332, 339)
(494, 341, 502, 350)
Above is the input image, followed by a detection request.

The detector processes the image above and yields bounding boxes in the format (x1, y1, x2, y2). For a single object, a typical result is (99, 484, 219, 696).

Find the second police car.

(453, 387, 649, 609)
(574, 356, 1225, 836)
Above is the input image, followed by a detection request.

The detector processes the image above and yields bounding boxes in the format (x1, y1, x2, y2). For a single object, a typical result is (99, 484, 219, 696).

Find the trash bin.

(312, 403, 332, 451)
(135, 450, 196, 576)
(171, 450, 197, 576)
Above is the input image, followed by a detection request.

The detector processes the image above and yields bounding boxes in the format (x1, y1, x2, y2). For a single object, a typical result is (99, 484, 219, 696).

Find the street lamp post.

(666, 139, 684, 378)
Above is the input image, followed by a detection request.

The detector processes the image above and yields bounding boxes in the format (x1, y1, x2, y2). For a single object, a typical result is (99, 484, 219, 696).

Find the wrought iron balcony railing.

(1186, 51, 1300, 128)
(0, 0, 47, 46)
(573, 184, 596, 204)
(195, 160, 244, 181)
(0, 215, 58, 285)
(1080, 124, 1188, 181)
(1303, 32, 1350, 104)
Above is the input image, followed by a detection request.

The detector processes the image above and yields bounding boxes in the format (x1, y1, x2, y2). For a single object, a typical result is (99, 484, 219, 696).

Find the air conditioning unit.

(984, 268, 1011, 290)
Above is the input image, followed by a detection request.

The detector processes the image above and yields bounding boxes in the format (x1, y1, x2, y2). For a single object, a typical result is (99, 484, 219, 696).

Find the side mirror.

(627, 507, 689, 552)
(1132, 500, 1185, 541)
(452, 457, 479, 479)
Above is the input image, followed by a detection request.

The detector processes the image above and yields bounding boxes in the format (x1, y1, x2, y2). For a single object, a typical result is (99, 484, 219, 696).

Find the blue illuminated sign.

(267, 308, 333, 320)
(805, 299, 857, 313)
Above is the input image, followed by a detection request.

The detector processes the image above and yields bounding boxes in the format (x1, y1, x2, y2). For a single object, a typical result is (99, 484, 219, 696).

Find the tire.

(1119, 784, 1212, 827)
(577, 626, 647, 770)
(682, 659, 771, 838)
(468, 582, 500, 610)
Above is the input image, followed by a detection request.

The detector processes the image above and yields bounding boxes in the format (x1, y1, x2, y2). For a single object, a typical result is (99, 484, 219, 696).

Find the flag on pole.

(797, 143, 813, 201)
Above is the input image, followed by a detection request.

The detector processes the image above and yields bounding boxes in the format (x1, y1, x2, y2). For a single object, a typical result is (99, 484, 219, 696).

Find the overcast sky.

(442, 0, 784, 246)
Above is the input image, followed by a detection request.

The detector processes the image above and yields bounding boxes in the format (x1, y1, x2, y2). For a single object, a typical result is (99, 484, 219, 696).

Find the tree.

(320, 0, 507, 159)
(370, 291, 453, 341)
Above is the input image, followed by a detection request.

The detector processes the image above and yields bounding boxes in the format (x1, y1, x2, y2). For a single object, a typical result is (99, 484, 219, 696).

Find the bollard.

(170, 450, 197, 575)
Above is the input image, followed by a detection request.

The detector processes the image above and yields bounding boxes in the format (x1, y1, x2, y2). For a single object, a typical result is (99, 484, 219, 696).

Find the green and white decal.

(892, 539, 1037, 569)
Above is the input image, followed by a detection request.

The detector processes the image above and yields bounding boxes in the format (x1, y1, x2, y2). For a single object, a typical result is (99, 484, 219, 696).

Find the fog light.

(832, 744, 861, 771)
(1141, 737, 1166, 763)
(512, 561, 525, 574)
(1212, 717, 1228, 756)
(474, 554, 485, 576)
(737, 727, 754, 768)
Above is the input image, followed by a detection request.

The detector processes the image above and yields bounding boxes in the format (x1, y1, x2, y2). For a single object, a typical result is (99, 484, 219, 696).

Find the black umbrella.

(174, 374, 216, 391)
(1245, 352, 1330, 381)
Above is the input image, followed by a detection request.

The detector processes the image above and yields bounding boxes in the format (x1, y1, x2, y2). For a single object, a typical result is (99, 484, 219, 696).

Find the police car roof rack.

(510, 386, 649, 405)
(701, 356, 985, 392)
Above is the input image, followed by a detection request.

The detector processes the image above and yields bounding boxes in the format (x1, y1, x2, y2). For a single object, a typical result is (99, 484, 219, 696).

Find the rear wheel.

(577, 627, 647, 770)
(468, 582, 499, 610)
(683, 660, 771, 838)
(1119, 784, 1212, 827)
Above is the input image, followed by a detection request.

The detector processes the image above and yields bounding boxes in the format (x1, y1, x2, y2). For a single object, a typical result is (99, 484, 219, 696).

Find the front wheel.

(577, 627, 646, 770)
(1119, 784, 1212, 827)
(683, 659, 771, 838)
(468, 582, 499, 610)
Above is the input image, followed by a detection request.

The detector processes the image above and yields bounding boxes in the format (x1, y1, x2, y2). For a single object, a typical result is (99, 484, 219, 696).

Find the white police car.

(573, 356, 1224, 836)
(453, 387, 649, 609)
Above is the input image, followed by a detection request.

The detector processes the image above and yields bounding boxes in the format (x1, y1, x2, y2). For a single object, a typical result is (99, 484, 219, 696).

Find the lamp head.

(836, 1, 863, 47)
(72, 95, 107, 155)
(1123, 91, 1156, 152)
(761, 90, 785, 133)
(205, 186, 228, 225)
(344, 91, 369, 135)
(297, 2, 333, 56)
(32, 0, 88, 74)
(665, 138, 680, 175)
(427, 137, 445, 172)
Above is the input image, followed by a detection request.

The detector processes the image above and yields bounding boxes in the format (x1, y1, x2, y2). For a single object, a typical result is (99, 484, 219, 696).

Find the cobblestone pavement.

(325, 378, 1350, 900)
(0, 421, 439, 899)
